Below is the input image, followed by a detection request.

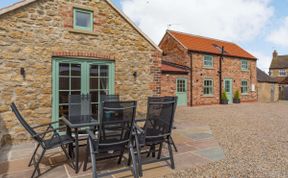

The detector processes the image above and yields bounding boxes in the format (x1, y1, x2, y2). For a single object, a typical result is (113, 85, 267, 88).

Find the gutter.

(189, 52, 193, 107)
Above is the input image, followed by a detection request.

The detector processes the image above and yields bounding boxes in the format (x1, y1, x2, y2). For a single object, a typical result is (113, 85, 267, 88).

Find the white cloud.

(252, 51, 272, 73)
(267, 16, 288, 49)
(121, 0, 273, 44)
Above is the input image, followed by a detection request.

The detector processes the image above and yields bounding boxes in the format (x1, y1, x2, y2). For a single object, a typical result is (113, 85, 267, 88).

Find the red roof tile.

(168, 30, 256, 60)
(161, 63, 188, 73)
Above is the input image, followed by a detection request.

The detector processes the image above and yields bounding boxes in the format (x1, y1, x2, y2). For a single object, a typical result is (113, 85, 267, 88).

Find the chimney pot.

(273, 50, 278, 58)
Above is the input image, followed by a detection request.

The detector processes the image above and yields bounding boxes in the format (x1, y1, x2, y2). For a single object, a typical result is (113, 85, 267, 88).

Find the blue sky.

(1, 0, 287, 72)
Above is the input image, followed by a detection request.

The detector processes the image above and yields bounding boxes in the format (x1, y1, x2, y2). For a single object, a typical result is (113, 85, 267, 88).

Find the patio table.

(62, 115, 99, 173)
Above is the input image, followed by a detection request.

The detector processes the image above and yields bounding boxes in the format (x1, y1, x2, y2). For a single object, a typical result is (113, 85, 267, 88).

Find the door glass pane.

(71, 78, 81, 90)
(58, 63, 81, 118)
(59, 77, 69, 90)
(71, 64, 81, 76)
(90, 91, 99, 103)
(100, 78, 108, 90)
(225, 81, 230, 93)
(90, 65, 99, 77)
(90, 78, 99, 90)
(100, 65, 109, 77)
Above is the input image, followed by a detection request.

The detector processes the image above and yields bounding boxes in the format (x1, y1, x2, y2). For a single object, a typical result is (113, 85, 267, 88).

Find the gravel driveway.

(167, 101, 288, 178)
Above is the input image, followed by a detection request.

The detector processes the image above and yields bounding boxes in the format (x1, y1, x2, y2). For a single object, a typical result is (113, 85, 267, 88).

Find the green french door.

(224, 79, 233, 104)
(176, 78, 187, 106)
(52, 58, 115, 123)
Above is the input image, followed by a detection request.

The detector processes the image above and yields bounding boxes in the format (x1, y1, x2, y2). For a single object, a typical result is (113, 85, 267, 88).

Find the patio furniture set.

(10, 95, 178, 178)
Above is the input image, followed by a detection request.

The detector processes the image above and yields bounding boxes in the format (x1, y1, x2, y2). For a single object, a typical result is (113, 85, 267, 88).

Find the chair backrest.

(100, 94, 120, 103)
(10, 103, 42, 143)
(99, 101, 137, 146)
(144, 96, 177, 137)
(98, 94, 120, 120)
(68, 94, 91, 118)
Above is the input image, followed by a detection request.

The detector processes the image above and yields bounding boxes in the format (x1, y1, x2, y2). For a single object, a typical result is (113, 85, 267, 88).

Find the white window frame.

(241, 80, 248, 95)
(279, 69, 286, 76)
(203, 79, 214, 96)
(203, 55, 213, 68)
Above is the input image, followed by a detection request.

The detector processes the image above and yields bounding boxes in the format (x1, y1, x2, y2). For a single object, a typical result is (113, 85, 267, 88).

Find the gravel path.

(166, 101, 288, 178)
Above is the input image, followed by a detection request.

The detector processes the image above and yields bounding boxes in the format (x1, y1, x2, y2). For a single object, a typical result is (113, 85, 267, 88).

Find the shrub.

(221, 91, 228, 100)
(234, 90, 240, 100)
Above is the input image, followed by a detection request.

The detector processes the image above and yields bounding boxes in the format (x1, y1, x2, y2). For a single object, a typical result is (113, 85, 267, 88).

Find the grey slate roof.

(257, 68, 276, 83)
(270, 55, 288, 69)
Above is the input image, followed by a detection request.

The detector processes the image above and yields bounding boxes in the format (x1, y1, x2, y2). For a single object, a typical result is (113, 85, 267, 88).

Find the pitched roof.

(166, 30, 256, 60)
(0, 0, 161, 52)
(270, 55, 288, 69)
(257, 68, 276, 83)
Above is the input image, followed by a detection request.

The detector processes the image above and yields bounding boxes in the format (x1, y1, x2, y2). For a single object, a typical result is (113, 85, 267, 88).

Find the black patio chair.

(98, 94, 120, 120)
(134, 96, 177, 176)
(10, 103, 74, 178)
(68, 94, 92, 140)
(83, 101, 139, 178)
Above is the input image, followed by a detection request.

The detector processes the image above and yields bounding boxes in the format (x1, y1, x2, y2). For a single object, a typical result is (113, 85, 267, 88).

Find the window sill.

(69, 28, 98, 36)
(203, 67, 214, 70)
(202, 95, 214, 98)
(241, 93, 248, 96)
(241, 69, 249, 72)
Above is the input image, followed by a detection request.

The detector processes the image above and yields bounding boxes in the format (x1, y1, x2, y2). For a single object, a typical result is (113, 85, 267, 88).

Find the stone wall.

(270, 69, 288, 78)
(257, 82, 279, 102)
(0, 0, 161, 144)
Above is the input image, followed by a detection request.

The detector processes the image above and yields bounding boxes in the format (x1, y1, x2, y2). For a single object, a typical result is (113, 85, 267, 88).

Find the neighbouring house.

(269, 50, 288, 100)
(257, 68, 278, 102)
(0, 0, 162, 145)
(159, 30, 257, 106)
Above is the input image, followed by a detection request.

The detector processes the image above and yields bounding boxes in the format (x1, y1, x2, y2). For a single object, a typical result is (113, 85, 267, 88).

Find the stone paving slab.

(0, 121, 224, 178)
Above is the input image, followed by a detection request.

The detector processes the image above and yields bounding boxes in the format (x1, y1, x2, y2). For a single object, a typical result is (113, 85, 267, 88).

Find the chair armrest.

(134, 124, 145, 134)
(33, 125, 66, 137)
(135, 118, 146, 123)
(88, 130, 97, 140)
(32, 120, 60, 129)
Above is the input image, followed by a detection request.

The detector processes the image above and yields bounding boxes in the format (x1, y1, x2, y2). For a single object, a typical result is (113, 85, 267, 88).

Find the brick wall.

(159, 33, 257, 106)
(161, 73, 191, 106)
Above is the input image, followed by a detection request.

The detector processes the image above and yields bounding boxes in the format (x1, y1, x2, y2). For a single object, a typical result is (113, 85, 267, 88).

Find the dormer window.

(279, 69, 286, 76)
(73, 8, 93, 31)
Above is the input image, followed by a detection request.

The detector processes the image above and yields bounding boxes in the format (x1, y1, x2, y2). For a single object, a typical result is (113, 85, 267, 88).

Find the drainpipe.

(189, 52, 193, 106)
(219, 46, 224, 104)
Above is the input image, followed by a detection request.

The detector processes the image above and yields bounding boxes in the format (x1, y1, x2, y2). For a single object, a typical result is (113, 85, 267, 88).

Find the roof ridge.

(167, 29, 236, 45)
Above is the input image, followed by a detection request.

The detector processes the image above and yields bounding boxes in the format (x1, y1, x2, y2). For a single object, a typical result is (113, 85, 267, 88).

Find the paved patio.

(0, 116, 224, 178)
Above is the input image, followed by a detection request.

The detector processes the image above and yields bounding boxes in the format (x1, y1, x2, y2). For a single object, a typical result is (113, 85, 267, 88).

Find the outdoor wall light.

(20, 67, 26, 79)
(133, 71, 137, 79)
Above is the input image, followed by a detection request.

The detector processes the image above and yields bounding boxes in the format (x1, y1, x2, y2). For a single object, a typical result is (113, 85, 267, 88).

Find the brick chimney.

(273, 50, 278, 58)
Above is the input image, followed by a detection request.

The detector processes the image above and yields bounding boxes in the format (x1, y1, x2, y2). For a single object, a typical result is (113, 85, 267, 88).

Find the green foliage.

(221, 91, 228, 100)
(234, 90, 240, 100)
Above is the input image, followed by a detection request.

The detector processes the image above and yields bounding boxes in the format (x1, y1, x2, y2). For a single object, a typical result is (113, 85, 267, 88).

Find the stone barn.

(0, 0, 161, 146)
(257, 68, 279, 102)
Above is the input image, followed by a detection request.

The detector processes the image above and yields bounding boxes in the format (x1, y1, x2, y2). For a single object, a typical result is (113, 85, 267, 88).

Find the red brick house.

(159, 30, 257, 106)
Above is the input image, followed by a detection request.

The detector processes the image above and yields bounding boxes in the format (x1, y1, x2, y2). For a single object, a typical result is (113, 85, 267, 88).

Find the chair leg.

(118, 148, 125, 165)
(83, 142, 89, 171)
(146, 146, 152, 157)
(28, 143, 40, 167)
(152, 145, 156, 158)
(157, 143, 163, 159)
(89, 139, 98, 178)
(167, 138, 175, 169)
(61, 145, 75, 169)
(31, 148, 46, 178)
(129, 143, 139, 178)
(135, 137, 143, 177)
(170, 137, 178, 152)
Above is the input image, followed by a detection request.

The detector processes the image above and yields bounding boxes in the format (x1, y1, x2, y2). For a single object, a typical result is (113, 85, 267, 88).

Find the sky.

(1, 0, 287, 73)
